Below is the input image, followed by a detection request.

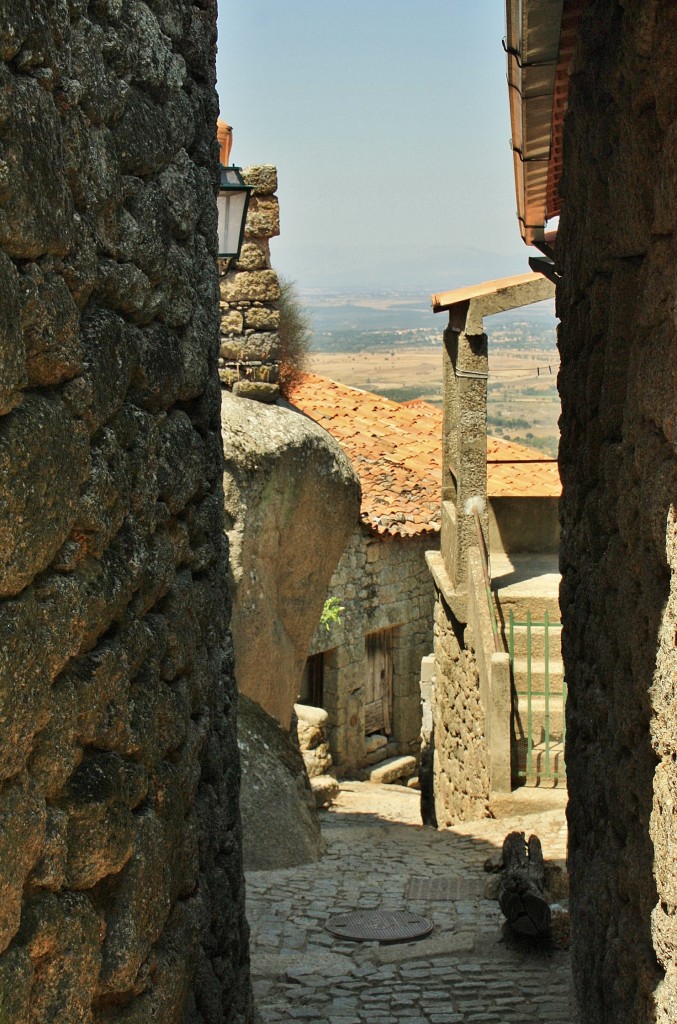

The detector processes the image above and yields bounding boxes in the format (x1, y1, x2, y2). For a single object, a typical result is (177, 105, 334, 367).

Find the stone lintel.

(431, 273, 555, 333)
(465, 275, 555, 335)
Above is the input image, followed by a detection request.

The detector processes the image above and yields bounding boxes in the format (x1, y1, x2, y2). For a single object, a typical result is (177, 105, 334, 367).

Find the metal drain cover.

(326, 909, 433, 944)
(407, 876, 484, 901)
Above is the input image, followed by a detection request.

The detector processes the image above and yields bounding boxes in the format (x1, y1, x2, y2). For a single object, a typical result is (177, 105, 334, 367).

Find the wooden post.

(497, 831, 552, 935)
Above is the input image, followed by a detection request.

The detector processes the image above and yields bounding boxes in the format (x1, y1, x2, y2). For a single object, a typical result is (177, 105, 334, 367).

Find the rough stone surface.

(293, 703, 334, 779)
(243, 197, 280, 239)
(235, 241, 270, 271)
(0, 4, 253, 1020)
(242, 164, 278, 196)
(308, 528, 437, 772)
(221, 392, 360, 726)
(237, 694, 323, 869)
(220, 333, 280, 363)
(431, 595, 490, 826)
(557, 4, 677, 1022)
(0, 396, 89, 597)
(232, 380, 280, 402)
(219, 166, 282, 390)
(248, 782, 575, 1024)
(220, 270, 280, 305)
(309, 774, 340, 808)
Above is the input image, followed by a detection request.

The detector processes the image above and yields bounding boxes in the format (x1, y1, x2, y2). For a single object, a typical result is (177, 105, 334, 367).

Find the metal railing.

(508, 609, 566, 784)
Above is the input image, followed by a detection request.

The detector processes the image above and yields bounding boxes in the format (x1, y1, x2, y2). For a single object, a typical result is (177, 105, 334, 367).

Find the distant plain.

(304, 295, 560, 458)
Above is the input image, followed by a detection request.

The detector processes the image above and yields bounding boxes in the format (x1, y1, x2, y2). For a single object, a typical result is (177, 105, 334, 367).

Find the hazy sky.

(215, 1, 531, 293)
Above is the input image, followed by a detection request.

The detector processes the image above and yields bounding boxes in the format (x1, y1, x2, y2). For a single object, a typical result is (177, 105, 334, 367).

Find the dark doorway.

(299, 652, 324, 708)
(365, 628, 394, 735)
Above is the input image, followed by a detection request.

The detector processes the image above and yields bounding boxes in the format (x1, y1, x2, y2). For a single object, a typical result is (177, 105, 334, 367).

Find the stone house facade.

(0, 4, 253, 1022)
(291, 373, 561, 780)
(289, 376, 440, 773)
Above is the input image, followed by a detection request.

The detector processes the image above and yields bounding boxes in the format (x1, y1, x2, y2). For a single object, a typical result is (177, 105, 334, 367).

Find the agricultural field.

(304, 294, 560, 457)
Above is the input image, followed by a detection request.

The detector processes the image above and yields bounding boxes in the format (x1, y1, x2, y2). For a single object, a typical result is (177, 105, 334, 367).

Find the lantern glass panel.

(217, 190, 248, 257)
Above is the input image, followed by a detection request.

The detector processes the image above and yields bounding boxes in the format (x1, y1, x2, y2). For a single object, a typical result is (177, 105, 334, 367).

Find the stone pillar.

(441, 307, 489, 592)
(219, 165, 282, 402)
(431, 273, 555, 613)
(426, 273, 555, 822)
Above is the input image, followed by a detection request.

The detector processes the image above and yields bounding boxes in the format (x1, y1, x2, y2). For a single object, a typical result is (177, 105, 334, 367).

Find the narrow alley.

(247, 783, 575, 1024)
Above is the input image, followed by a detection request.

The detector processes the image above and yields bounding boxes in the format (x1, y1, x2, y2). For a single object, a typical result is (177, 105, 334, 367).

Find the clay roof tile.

(287, 373, 560, 537)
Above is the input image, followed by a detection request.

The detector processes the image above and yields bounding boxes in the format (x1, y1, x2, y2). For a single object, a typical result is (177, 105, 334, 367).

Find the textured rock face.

(0, 4, 253, 1022)
(431, 597, 489, 826)
(557, 3, 677, 1022)
(293, 703, 334, 779)
(237, 695, 323, 870)
(293, 704, 340, 807)
(221, 392, 360, 726)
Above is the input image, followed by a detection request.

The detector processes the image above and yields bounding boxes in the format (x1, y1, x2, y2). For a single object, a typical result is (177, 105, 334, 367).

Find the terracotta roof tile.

(288, 374, 442, 537)
(288, 374, 561, 537)
(486, 436, 561, 498)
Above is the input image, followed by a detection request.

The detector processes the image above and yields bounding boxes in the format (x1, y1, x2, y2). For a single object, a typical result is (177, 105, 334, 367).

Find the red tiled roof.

(487, 437, 561, 498)
(288, 374, 442, 537)
(288, 374, 561, 537)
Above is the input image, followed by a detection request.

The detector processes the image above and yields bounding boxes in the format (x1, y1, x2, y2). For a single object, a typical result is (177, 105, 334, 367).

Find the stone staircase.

(490, 555, 566, 789)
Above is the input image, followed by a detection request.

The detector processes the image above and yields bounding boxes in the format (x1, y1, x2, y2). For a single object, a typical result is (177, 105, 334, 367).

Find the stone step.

(513, 696, 565, 743)
(515, 741, 566, 788)
(369, 755, 417, 785)
(363, 741, 398, 767)
(503, 623, 563, 659)
(512, 657, 565, 693)
(493, 590, 561, 624)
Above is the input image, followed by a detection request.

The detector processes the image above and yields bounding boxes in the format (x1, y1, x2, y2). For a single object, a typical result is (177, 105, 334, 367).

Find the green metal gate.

(508, 609, 566, 785)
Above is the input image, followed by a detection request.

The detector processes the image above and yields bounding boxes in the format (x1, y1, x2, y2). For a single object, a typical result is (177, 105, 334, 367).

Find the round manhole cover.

(326, 909, 433, 944)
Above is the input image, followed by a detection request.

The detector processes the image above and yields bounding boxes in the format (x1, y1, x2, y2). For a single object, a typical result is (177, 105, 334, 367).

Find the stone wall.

(557, 2, 677, 1021)
(0, 3, 252, 1022)
(307, 527, 436, 772)
(430, 595, 490, 827)
(218, 166, 281, 401)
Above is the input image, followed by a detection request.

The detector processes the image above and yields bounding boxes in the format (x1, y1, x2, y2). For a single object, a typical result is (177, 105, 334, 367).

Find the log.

(497, 831, 552, 936)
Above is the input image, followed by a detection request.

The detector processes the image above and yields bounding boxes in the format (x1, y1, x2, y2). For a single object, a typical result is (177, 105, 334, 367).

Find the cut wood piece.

(497, 831, 552, 935)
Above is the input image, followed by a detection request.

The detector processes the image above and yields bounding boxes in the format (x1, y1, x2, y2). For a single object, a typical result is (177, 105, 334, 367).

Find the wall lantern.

(217, 119, 252, 259)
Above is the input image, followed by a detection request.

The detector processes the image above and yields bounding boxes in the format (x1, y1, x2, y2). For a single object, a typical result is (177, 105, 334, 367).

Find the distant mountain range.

(273, 242, 534, 295)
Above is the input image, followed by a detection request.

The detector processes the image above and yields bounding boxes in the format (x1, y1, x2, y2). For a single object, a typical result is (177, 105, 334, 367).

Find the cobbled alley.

(247, 782, 575, 1024)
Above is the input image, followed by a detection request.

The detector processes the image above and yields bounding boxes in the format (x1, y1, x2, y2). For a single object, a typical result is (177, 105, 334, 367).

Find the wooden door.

(364, 629, 393, 735)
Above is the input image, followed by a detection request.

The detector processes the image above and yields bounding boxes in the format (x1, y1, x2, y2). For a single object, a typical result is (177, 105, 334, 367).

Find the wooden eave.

(505, 0, 587, 246)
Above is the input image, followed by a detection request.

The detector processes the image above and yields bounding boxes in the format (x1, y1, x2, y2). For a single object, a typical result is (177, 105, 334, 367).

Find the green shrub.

(278, 277, 311, 398)
(320, 596, 344, 632)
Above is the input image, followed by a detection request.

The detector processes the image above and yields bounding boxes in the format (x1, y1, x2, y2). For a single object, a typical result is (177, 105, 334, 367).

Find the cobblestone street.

(247, 782, 575, 1023)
